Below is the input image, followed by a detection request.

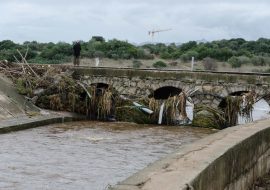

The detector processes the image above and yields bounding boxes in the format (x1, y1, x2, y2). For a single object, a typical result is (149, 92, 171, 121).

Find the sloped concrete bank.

(0, 73, 85, 133)
(0, 74, 39, 120)
(112, 118, 270, 190)
(0, 113, 85, 134)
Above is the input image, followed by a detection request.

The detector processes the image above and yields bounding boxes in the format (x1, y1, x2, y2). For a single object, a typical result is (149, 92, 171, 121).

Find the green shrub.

(263, 68, 270, 73)
(81, 50, 94, 58)
(228, 56, 242, 68)
(143, 53, 155, 60)
(238, 56, 251, 64)
(16, 78, 32, 95)
(153, 61, 167, 68)
(180, 53, 189, 62)
(111, 54, 119, 60)
(180, 50, 198, 62)
(263, 56, 270, 65)
(93, 51, 105, 58)
(136, 48, 145, 59)
(132, 60, 143, 68)
(160, 52, 172, 59)
(251, 56, 266, 66)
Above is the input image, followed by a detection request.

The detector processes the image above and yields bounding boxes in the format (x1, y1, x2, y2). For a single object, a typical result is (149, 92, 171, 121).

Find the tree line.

(1, 37, 270, 67)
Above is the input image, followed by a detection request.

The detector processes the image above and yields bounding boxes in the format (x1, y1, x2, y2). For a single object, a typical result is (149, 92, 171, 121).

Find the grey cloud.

(0, 0, 270, 43)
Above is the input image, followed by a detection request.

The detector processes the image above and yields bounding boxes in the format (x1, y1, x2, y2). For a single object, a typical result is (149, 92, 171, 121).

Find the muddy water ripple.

(0, 121, 214, 190)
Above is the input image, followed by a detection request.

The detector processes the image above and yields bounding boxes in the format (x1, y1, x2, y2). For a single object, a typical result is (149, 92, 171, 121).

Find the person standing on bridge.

(73, 41, 81, 66)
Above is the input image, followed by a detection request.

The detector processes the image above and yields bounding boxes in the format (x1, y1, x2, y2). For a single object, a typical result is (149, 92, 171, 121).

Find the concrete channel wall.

(112, 118, 270, 190)
(0, 114, 84, 134)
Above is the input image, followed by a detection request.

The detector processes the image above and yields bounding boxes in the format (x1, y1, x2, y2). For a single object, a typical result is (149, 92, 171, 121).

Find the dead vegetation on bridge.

(193, 91, 256, 129)
(0, 59, 258, 129)
(0, 60, 117, 120)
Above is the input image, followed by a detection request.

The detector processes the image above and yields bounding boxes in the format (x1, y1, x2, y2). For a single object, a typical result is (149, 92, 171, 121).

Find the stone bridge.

(72, 67, 270, 108)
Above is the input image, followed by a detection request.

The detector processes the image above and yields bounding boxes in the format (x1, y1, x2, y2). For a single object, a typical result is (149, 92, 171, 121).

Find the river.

(0, 100, 269, 190)
(0, 121, 214, 190)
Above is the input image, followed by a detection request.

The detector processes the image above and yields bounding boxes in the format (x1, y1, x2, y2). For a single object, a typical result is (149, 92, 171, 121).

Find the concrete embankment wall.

(0, 74, 40, 120)
(0, 74, 84, 133)
(0, 114, 84, 134)
(112, 118, 270, 190)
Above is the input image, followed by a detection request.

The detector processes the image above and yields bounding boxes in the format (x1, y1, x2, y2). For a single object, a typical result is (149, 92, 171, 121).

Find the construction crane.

(148, 28, 172, 40)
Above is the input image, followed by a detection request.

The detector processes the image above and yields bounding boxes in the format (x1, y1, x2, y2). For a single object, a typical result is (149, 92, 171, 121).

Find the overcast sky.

(1, 0, 270, 44)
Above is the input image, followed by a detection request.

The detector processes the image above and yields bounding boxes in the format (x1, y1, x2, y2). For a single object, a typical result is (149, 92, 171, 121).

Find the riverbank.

(0, 73, 39, 120)
(0, 72, 85, 133)
(0, 111, 85, 134)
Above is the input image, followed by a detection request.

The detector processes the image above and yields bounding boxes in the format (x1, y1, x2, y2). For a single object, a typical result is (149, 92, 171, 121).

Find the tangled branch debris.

(0, 54, 257, 128)
(193, 91, 256, 129)
(116, 91, 191, 125)
(0, 57, 116, 121)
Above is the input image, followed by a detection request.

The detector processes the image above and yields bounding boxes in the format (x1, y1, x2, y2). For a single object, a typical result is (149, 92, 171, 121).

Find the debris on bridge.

(115, 92, 191, 125)
(0, 59, 257, 128)
(148, 92, 191, 125)
(224, 91, 255, 126)
(192, 91, 256, 129)
(192, 105, 226, 129)
(0, 60, 117, 120)
(115, 98, 153, 124)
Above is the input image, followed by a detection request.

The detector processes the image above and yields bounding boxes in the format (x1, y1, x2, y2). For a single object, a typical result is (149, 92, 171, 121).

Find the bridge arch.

(88, 83, 111, 96)
(85, 77, 124, 94)
(149, 86, 182, 100)
(259, 94, 270, 106)
(218, 90, 250, 108)
(90, 83, 109, 89)
(202, 86, 270, 108)
(217, 89, 270, 109)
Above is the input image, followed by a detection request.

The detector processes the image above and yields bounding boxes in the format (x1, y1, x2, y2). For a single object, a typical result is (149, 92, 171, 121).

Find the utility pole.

(191, 57, 194, 71)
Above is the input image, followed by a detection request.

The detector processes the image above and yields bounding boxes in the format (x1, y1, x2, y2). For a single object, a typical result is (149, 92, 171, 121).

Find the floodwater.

(0, 121, 213, 190)
(239, 99, 270, 124)
(1, 100, 269, 190)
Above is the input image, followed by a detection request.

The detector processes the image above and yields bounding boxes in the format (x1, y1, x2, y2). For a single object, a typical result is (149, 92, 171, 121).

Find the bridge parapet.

(73, 67, 270, 84)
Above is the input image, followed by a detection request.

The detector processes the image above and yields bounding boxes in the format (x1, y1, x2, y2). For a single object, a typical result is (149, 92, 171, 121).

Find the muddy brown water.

(0, 121, 214, 190)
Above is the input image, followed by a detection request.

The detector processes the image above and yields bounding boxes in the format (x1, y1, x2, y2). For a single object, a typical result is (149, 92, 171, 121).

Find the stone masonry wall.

(75, 68, 270, 107)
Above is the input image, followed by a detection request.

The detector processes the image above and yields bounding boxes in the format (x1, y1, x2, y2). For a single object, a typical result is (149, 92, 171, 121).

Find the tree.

(180, 51, 199, 62)
(91, 36, 105, 42)
(0, 40, 18, 49)
(180, 41, 197, 51)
